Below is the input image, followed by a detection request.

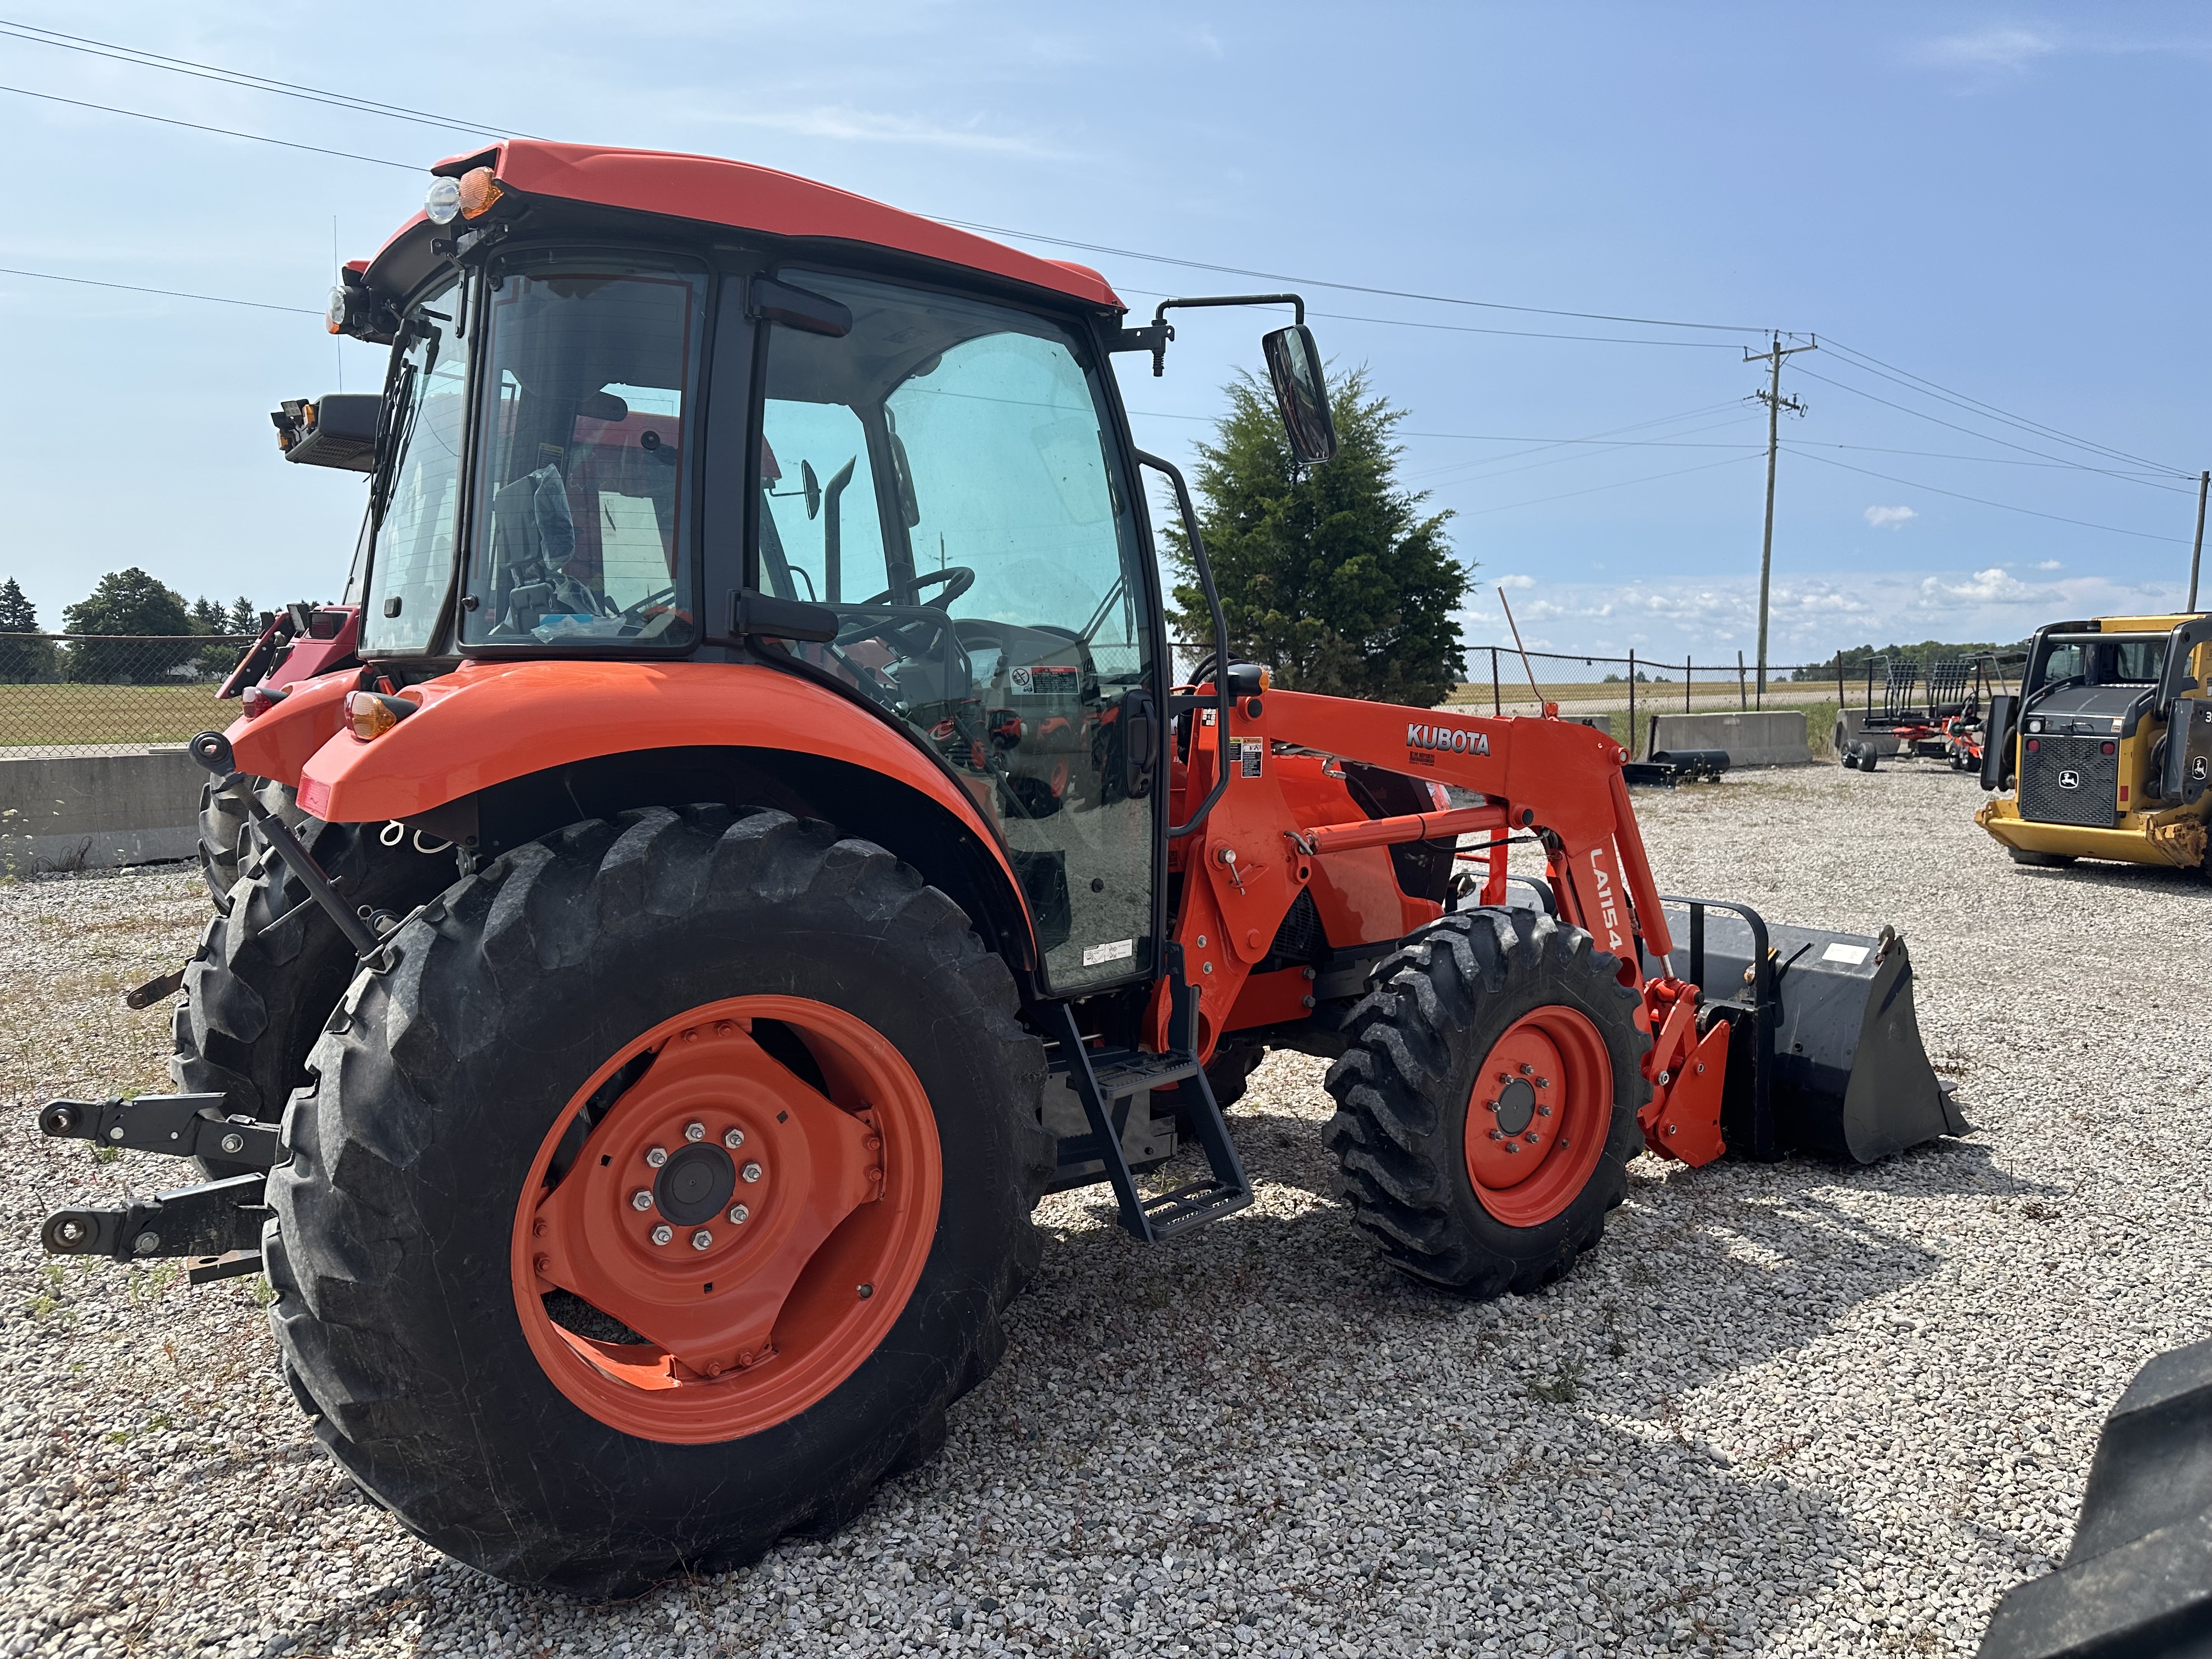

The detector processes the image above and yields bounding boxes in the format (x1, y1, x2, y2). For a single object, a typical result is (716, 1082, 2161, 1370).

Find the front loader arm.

(1158, 689, 1680, 1059)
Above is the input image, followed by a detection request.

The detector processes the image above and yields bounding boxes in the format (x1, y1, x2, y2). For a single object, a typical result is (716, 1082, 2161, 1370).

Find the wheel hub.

(1493, 1076, 1538, 1136)
(654, 1143, 736, 1226)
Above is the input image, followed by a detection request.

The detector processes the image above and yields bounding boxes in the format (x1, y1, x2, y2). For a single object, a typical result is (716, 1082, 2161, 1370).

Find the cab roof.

(366, 140, 1122, 313)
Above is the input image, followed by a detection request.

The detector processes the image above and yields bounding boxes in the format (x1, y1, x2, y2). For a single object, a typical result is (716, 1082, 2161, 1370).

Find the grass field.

(0, 683, 234, 749)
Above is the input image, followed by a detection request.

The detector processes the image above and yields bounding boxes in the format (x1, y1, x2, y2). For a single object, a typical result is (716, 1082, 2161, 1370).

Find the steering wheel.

(857, 565, 975, 610)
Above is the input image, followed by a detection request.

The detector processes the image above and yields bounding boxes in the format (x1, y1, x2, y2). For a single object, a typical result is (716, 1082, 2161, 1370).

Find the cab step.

(1038, 946, 1251, 1243)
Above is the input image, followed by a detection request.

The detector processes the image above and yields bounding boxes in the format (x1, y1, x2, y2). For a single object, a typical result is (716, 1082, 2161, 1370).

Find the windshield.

(461, 263, 706, 647)
(2028, 634, 2167, 694)
(361, 278, 468, 653)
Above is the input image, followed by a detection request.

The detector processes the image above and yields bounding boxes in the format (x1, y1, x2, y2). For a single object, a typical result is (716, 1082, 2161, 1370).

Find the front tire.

(196, 776, 305, 910)
(266, 806, 1052, 1593)
(1323, 909, 1648, 1297)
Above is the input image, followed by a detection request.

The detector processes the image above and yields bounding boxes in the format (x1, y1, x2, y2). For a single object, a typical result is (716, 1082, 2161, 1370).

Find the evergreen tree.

(228, 597, 261, 636)
(61, 568, 196, 682)
(190, 596, 228, 632)
(0, 577, 54, 682)
(1163, 365, 1469, 704)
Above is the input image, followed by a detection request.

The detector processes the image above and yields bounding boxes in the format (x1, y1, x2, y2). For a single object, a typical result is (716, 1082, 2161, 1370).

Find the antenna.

(1494, 589, 1552, 716)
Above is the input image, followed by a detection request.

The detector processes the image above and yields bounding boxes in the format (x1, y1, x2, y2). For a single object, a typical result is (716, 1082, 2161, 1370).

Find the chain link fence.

(0, 634, 250, 756)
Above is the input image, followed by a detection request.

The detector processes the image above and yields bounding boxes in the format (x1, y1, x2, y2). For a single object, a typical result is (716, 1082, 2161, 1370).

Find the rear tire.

(196, 776, 305, 910)
(265, 806, 1052, 1593)
(2007, 848, 2078, 868)
(1323, 909, 1648, 1297)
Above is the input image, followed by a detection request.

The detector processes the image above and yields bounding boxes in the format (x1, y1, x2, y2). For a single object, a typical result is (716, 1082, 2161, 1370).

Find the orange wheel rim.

(1462, 1006, 1611, 1227)
(511, 996, 941, 1443)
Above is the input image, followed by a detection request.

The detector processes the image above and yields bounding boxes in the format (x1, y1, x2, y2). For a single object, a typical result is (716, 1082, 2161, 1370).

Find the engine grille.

(2018, 734, 2119, 827)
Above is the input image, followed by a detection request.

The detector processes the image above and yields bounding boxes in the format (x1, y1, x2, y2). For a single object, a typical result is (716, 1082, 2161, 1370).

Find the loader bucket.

(1654, 901, 1966, 1164)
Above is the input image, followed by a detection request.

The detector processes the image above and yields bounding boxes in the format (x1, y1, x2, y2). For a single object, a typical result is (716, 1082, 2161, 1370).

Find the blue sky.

(2, 3, 2207, 669)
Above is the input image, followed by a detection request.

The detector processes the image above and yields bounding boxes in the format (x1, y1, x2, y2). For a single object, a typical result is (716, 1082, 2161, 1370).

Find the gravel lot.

(2, 762, 2207, 1658)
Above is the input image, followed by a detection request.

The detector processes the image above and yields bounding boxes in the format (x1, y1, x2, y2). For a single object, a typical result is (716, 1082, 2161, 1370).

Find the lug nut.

(857, 1283, 874, 1300)
(1503, 1143, 1519, 1155)
(691, 1229, 714, 1251)
(645, 1146, 668, 1169)
(684, 1121, 706, 1142)
(728, 1204, 750, 1225)
(741, 1162, 763, 1183)
(650, 1224, 674, 1245)
(219, 1132, 246, 1155)
(1524, 1132, 1539, 1145)
(1537, 1105, 1553, 1118)
(1488, 1128, 1503, 1141)
(723, 1127, 745, 1150)
(630, 1190, 654, 1212)
(1533, 1077, 1550, 1089)
(1519, 1063, 1534, 1076)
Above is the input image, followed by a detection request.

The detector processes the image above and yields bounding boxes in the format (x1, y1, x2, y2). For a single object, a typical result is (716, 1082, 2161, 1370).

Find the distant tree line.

(1782, 638, 2032, 684)
(0, 570, 264, 684)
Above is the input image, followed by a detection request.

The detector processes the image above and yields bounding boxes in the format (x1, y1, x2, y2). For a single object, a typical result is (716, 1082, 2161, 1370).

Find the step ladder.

(1037, 945, 1251, 1242)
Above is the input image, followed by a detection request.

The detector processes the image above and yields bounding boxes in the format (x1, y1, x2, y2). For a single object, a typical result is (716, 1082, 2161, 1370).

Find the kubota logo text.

(1407, 721, 1490, 757)
(1586, 848, 1625, 953)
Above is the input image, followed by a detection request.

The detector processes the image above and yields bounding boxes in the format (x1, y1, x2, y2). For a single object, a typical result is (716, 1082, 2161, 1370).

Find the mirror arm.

(1109, 294, 1308, 377)
(1137, 449, 1234, 840)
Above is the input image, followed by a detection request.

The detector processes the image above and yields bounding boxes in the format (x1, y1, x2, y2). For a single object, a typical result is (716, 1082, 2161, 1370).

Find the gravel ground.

(2, 763, 2207, 1658)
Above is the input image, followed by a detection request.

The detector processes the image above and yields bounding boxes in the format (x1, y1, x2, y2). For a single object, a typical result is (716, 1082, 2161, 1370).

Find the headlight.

(424, 177, 462, 225)
(325, 284, 348, 335)
(2023, 718, 2042, 733)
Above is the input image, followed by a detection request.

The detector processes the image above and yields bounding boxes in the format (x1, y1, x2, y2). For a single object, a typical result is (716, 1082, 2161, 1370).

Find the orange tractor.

(40, 143, 1961, 1593)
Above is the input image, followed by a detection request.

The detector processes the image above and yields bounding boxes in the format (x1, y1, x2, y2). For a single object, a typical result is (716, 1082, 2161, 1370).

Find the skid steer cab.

(40, 141, 1961, 1595)
(1976, 612, 2212, 873)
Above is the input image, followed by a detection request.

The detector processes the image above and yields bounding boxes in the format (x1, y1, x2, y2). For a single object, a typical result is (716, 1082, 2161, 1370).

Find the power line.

(1784, 446, 2192, 544)
(1114, 287, 1742, 351)
(0, 18, 535, 139)
(1458, 453, 1764, 517)
(1792, 363, 2198, 494)
(0, 266, 319, 314)
(1819, 334, 2187, 477)
(0, 19, 1772, 338)
(0, 83, 416, 169)
(1407, 414, 1766, 488)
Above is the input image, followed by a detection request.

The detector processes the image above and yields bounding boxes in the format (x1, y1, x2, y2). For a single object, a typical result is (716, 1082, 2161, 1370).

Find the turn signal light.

(457, 166, 504, 219)
(346, 691, 415, 740)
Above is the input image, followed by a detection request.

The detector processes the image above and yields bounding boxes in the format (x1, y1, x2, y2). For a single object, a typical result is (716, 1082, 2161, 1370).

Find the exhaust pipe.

(1654, 899, 1965, 1163)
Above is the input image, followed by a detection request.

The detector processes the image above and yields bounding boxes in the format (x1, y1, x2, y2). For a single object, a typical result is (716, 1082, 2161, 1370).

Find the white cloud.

(1864, 504, 1917, 531)
(1920, 26, 2058, 73)
(1493, 574, 1536, 590)
(2035, 559, 2064, 571)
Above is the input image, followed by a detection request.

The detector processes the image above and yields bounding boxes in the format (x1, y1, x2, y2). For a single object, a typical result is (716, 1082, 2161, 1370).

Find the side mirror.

(801, 459, 822, 522)
(1262, 324, 1338, 466)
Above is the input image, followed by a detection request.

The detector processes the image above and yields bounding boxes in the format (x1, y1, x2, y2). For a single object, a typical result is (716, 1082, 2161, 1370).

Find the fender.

(292, 657, 1028, 921)
(225, 668, 357, 785)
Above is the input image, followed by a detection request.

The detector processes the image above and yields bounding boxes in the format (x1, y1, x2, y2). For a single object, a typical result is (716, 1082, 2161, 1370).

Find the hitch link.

(39, 1094, 278, 1285)
(41, 1093, 280, 1169)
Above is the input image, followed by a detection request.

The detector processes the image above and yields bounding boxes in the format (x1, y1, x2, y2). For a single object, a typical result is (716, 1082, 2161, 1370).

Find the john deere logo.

(2057, 769, 2081, 791)
(2194, 757, 2209, 782)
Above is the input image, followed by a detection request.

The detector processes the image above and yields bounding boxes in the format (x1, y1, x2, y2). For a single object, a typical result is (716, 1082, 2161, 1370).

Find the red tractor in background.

(194, 597, 362, 904)
(41, 143, 1960, 1594)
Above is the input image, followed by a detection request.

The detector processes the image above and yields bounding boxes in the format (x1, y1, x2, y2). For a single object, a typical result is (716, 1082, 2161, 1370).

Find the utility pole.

(2190, 469, 2208, 613)
(1747, 333, 1816, 703)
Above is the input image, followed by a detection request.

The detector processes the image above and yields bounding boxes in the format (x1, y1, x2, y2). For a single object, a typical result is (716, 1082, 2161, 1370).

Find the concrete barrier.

(1646, 710, 1812, 768)
(0, 746, 204, 874)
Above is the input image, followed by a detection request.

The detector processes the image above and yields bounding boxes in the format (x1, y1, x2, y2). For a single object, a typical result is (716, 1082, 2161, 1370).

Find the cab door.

(753, 270, 1163, 994)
